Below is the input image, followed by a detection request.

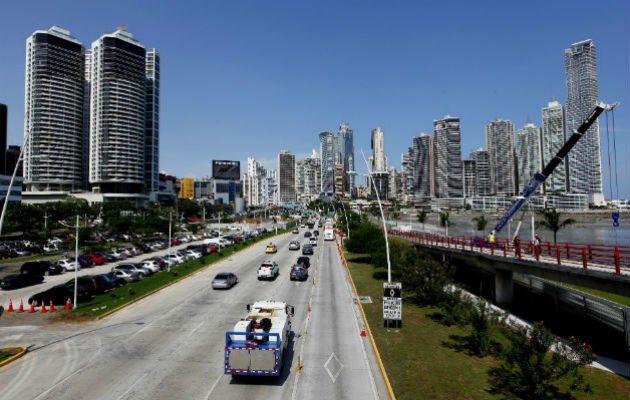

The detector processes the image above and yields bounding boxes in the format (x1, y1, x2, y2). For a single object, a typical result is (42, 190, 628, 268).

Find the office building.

(319, 131, 335, 196)
(412, 134, 435, 199)
(89, 27, 148, 194)
(0, 104, 7, 174)
(369, 172, 389, 201)
(486, 119, 517, 196)
(337, 123, 355, 194)
(433, 116, 462, 198)
(541, 100, 567, 193)
(516, 122, 543, 193)
(6, 146, 22, 177)
(278, 151, 296, 204)
(23, 26, 86, 193)
(145, 49, 160, 193)
(469, 149, 490, 196)
(565, 39, 602, 200)
(370, 128, 387, 172)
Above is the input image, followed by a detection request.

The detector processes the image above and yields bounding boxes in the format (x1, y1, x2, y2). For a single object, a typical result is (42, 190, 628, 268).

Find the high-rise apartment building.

(463, 160, 476, 198)
(541, 100, 567, 193)
(400, 150, 414, 202)
(433, 116, 462, 198)
(469, 149, 490, 196)
(23, 26, 86, 192)
(516, 122, 543, 193)
(302, 150, 321, 201)
(89, 28, 148, 194)
(412, 134, 435, 199)
(319, 131, 335, 196)
(0, 104, 6, 174)
(370, 128, 387, 172)
(486, 119, 516, 196)
(337, 123, 355, 194)
(565, 39, 602, 198)
(145, 49, 160, 193)
(278, 151, 296, 204)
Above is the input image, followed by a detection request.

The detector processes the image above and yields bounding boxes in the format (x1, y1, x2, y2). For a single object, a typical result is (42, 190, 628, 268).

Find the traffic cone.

(18, 299, 24, 313)
(49, 300, 55, 313)
(41, 302, 47, 313)
(360, 328, 367, 337)
(65, 298, 71, 311)
(7, 298, 14, 312)
(28, 301, 35, 313)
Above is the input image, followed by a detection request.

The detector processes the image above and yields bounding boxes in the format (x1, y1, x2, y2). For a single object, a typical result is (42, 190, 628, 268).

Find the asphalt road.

(0, 231, 389, 400)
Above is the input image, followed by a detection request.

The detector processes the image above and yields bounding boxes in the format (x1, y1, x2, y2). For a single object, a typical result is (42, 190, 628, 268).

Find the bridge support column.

(494, 269, 513, 304)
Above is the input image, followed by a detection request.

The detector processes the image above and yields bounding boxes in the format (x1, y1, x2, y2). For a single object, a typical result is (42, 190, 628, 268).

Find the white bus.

(323, 222, 334, 241)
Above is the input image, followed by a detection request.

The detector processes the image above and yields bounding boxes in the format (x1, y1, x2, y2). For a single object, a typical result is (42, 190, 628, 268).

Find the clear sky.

(1, 0, 628, 197)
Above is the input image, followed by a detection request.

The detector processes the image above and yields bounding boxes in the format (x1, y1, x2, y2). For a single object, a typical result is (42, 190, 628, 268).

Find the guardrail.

(389, 229, 630, 274)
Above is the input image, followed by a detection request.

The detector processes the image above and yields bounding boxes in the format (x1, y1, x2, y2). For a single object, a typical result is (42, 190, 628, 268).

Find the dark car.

(290, 264, 308, 281)
(297, 256, 311, 269)
(65, 276, 101, 295)
(98, 272, 127, 288)
(304, 231, 312, 238)
(29, 283, 92, 306)
(78, 256, 94, 268)
(0, 274, 44, 290)
(313, 230, 319, 237)
(20, 260, 62, 276)
(302, 244, 314, 255)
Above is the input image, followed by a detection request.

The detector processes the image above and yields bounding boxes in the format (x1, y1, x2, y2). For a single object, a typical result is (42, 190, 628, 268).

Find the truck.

(225, 301, 295, 376)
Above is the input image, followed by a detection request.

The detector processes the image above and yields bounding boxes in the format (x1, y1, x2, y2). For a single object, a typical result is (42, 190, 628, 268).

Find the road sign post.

(383, 282, 402, 328)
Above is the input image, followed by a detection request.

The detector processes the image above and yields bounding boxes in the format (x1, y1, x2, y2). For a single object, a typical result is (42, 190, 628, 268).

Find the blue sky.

(1, 0, 629, 197)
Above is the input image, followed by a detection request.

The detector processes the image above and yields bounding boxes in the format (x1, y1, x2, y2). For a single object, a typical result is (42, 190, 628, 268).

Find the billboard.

(212, 160, 240, 180)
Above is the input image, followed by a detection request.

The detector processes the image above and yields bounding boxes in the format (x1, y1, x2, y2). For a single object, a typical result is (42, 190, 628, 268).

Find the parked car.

(21, 260, 63, 276)
(0, 274, 44, 290)
(297, 256, 311, 269)
(258, 261, 279, 280)
(290, 264, 308, 281)
(211, 272, 238, 289)
(78, 256, 94, 268)
(111, 269, 140, 283)
(112, 264, 147, 279)
(185, 250, 202, 259)
(138, 261, 160, 274)
(288, 241, 300, 251)
(265, 243, 278, 254)
(86, 253, 107, 265)
(97, 272, 127, 288)
(57, 259, 80, 271)
(165, 253, 184, 265)
(28, 283, 92, 306)
(65, 276, 103, 295)
(302, 244, 314, 255)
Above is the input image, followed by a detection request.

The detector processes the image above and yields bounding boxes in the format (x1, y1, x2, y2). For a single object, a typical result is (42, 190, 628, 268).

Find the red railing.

(388, 229, 630, 274)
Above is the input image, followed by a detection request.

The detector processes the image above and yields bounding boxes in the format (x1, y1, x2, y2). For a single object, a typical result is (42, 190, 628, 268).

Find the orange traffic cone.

(41, 302, 47, 313)
(7, 298, 14, 312)
(49, 300, 55, 313)
(18, 299, 24, 313)
(360, 328, 367, 337)
(28, 301, 35, 313)
(65, 298, 71, 311)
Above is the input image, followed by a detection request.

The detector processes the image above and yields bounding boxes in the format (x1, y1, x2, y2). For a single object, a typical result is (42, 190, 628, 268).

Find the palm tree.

(472, 213, 489, 234)
(417, 210, 427, 231)
(439, 211, 450, 227)
(537, 208, 576, 244)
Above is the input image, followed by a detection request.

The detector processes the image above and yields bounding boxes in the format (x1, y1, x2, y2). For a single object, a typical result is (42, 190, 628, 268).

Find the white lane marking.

(324, 352, 345, 383)
(204, 374, 223, 400)
(117, 372, 148, 400)
(31, 360, 96, 400)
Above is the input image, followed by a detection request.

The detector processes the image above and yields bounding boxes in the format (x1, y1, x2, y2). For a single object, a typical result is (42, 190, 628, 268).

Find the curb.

(336, 236, 397, 400)
(0, 346, 28, 368)
(98, 230, 290, 320)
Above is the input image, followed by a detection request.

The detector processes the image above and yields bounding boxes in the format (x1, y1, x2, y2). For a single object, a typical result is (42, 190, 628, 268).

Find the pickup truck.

(257, 261, 279, 280)
(225, 301, 294, 376)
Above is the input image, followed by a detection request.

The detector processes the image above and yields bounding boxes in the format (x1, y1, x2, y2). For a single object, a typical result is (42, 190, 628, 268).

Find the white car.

(185, 250, 202, 259)
(165, 253, 184, 265)
(58, 259, 79, 271)
(257, 261, 279, 280)
(43, 244, 58, 253)
(140, 261, 160, 273)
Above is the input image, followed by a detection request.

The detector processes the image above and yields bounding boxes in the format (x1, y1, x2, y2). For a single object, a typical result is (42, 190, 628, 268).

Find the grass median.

(0, 348, 20, 363)
(344, 250, 630, 400)
(69, 229, 290, 318)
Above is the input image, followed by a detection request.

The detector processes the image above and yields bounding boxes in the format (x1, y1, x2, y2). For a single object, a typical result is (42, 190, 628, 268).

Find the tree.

(537, 208, 576, 244)
(467, 299, 501, 357)
(489, 322, 595, 400)
(345, 221, 382, 254)
(472, 213, 489, 234)
(402, 248, 454, 306)
(416, 209, 428, 231)
(370, 236, 413, 280)
(439, 211, 451, 227)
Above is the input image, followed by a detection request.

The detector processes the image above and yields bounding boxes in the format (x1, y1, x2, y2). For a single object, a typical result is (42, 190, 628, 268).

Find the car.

(97, 272, 127, 288)
(165, 253, 185, 265)
(297, 256, 310, 269)
(185, 250, 202, 259)
(57, 259, 80, 271)
(138, 261, 160, 273)
(288, 241, 300, 251)
(86, 253, 107, 265)
(290, 264, 308, 281)
(78, 256, 94, 268)
(111, 269, 140, 282)
(0, 274, 44, 290)
(212, 272, 238, 289)
(112, 264, 147, 279)
(292, 228, 299, 234)
(258, 261, 279, 280)
(304, 231, 312, 238)
(65, 276, 104, 295)
(265, 243, 278, 254)
(313, 230, 319, 237)
(302, 244, 314, 255)
(20, 260, 63, 276)
(43, 244, 58, 253)
(28, 283, 92, 306)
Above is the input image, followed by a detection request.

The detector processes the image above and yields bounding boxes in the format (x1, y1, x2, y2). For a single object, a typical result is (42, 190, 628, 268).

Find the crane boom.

(492, 101, 616, 235)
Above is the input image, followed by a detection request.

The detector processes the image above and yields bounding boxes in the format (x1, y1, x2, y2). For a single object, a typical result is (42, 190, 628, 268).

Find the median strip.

(0, 346, 28, 368)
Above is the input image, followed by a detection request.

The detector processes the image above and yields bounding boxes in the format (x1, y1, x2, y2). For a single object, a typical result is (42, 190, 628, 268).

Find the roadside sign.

(383, 282, 402, 321)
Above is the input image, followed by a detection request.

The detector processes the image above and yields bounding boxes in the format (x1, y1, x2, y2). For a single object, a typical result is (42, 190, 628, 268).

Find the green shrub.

(439, 288, 471, 327)
(402, 249, 453, 306)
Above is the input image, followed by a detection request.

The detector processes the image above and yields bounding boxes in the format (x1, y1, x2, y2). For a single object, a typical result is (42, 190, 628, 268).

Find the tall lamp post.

(58, 215, 82, 309)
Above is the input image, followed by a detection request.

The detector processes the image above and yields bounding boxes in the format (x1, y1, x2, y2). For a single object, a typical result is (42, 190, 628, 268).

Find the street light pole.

(74, 215, 79, 309)
(168, 210, 172, 271)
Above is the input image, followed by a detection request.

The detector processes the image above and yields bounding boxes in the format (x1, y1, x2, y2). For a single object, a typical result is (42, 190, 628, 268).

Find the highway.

(0, 231, 389, 400)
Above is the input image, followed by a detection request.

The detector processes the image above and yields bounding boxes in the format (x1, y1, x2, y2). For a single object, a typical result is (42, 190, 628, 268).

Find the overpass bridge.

(388, 229, 630, 303)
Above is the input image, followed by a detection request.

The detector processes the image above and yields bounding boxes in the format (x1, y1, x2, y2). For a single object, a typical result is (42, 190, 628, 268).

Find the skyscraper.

(145, 49, 160, 193)
(319, 131, 335, 196)
(516, 122, 543, 193)
(412, 134, 435, 199)
(469, 149, 490, 196)
(23, 26, 86, 192)
(486, 119, 516, 196)
(278, 151, 296, 204)
(0, 104, 6, 174)
(541, 100, 567, 193)
(337, 123, 355, 194)
(463, 160, 476, 198)
(433, 116, 462, 198)
(89, 27, 148, 194)
(565, 39, 602, 198)
(370, 127, 387, 172)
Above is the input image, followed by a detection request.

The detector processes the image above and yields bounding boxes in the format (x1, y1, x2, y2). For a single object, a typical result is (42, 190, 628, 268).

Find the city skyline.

(1, 1, 628, 197)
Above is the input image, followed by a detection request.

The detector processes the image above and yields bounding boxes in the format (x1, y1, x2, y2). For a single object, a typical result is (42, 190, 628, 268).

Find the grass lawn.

(344, 251, 630, 400)
(70, 229, 290, 318)
(552, 281, 630, 307)
(0, 347, 21, 363)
